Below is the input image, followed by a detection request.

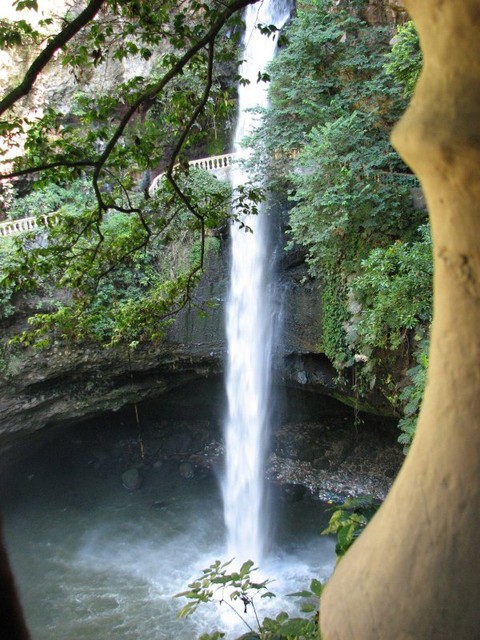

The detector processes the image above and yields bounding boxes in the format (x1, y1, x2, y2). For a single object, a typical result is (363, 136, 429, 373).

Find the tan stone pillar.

(320, 1, 480, 638)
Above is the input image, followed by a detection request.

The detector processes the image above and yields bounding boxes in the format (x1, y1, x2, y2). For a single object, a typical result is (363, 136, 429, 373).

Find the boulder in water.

(122, 467, 142, 491)
(179, 462, 194, 479)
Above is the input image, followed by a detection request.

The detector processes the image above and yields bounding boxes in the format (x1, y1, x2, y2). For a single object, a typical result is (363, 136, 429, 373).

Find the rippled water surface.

(1, 420, 335, 640)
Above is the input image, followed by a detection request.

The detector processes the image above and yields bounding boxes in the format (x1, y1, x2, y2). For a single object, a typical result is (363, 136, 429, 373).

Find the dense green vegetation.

(2, 169, 229, 346)
(0, 0, 428, 448)
(0, 0, 244, 345)
(250, 0, 427, 447)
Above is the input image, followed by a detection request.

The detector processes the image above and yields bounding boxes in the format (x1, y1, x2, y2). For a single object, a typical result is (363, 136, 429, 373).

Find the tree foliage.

(384, 21, 422, 98)
(322, 495, 379, 560)
(4, 169, 230, 346)
(349, 225, 432, 354)
(251, 0, 428, 445)
(0, 0, 253, 344)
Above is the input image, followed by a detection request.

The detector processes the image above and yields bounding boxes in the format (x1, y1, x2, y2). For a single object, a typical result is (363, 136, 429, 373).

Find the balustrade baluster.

(2, 154, 236, 238)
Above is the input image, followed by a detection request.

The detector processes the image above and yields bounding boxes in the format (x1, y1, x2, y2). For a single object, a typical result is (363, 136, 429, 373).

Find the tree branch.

(0, 159, 96, 179)
(167, 39, 216, 175)
(93, 0, 256, 181)
(165, 39, 217, 269)
(0, 0, 107, 117)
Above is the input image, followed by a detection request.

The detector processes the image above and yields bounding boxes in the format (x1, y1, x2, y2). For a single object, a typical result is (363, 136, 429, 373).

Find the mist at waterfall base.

(1, 398, 336, 640)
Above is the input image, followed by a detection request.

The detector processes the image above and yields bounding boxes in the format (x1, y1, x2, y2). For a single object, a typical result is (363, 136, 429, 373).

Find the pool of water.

(0, 420, 335, 640)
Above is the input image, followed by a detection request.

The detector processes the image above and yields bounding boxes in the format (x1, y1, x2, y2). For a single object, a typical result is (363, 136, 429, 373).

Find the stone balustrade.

(0, 153, 236, 239)
(149, 152, 235, 195)
(0, 213, 59, 238)
(1, 153, 417, 239)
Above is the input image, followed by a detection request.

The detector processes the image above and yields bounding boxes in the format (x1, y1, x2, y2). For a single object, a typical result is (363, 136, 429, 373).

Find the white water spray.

(223, 0, 291, 565)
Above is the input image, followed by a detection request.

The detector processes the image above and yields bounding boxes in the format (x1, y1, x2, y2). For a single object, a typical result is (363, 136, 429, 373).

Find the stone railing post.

(320, 2, 480, 638)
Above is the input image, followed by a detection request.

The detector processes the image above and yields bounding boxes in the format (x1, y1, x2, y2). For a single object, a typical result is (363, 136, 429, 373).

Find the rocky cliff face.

(0, 1, 157, 116)
(0, 0, 405, 455)
(361, 0, 407, 25)
(0, 245, 328, 452)
(0, 238, 394, 460)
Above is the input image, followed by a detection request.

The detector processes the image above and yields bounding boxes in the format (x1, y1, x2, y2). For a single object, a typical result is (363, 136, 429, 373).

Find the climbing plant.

(349, 225, 433, 354)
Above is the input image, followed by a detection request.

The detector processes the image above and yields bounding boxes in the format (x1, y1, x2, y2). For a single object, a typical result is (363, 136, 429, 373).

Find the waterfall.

(223, 0, 291, 565)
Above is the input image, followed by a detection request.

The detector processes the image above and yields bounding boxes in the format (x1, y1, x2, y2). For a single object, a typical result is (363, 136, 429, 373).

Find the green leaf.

(176, 601, 199, 618)
(239, 559, 254, 577)
(288, 590, 313, 598)
(309, 578, 324, 597)
(14, 0, 38, 10)
(300, 602, 318, 613)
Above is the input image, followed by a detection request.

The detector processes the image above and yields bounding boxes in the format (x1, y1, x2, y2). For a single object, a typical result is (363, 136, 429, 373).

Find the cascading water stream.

(223, 0, 291, 566)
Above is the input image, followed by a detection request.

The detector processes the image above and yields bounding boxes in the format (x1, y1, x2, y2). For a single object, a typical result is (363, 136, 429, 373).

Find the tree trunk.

(320, 1, 480, 638)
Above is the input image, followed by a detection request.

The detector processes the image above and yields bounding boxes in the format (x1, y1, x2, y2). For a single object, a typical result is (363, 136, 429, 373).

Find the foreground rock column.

(320, 2, 480, 638)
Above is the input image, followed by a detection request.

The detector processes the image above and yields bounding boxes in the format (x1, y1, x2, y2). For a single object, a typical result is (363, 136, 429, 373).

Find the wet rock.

(121, 467, 142, 491)
(179, 462, 194, 479)
(163, 430, 193, 454)
(268, 418, 404, 502)
(282, 483, 307, 502)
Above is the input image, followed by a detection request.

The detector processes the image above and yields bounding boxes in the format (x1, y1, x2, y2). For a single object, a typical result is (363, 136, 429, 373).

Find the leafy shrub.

(8, 177, 94, 220)
(349, 225, 433, 353)
(175, 559, 324, 640)
(384, 21, 422, 98)
(322, 495, 379, 559)
(320, 270, 350, 370)
(397, 333, 429, 452)
(0, 238, 21, 319)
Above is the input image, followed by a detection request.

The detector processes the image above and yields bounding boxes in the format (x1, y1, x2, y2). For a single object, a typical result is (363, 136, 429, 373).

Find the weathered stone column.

(320, 1, 480, 638)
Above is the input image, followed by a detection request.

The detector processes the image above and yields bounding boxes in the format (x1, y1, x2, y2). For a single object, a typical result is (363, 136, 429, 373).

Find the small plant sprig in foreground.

(175, 558, 275, 630)
(175, 559, 324, 639)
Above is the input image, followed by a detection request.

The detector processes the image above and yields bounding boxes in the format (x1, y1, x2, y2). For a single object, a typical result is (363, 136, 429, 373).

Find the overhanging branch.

(0, 0, 107, 117)
(93, 0, 256, 180)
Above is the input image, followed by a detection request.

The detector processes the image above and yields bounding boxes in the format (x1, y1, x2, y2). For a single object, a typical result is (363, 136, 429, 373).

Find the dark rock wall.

(0, 235, 345, 457)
